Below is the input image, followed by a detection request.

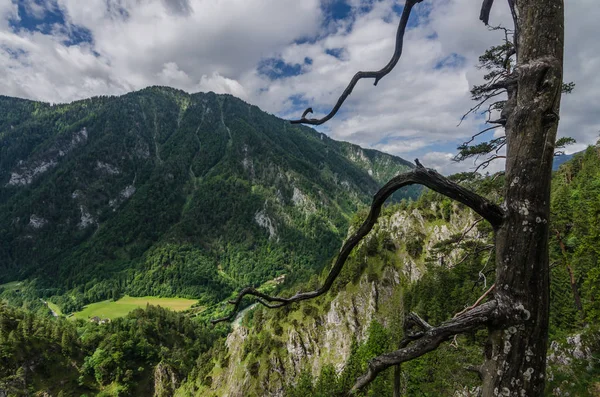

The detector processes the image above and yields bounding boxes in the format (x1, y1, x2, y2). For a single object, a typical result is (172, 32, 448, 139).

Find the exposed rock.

(241, 144, 255, 178)
(7, 160, 57, 186)
(109, 185, 136, 209)
(121, 185, 136, 199)
(153, 361, 179, 397)
(78, 205, 95, 229)
(547, 331, 598, 395)
(6, 127, 88, 187)
(95, 161, 120, 175)
(291, 187, 316, 214)
(28, 215, 47, 229)
(255, 207, 277, 240)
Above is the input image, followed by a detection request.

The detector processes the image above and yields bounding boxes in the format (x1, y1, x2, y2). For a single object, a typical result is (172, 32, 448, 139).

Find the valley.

(0, 90, 598, 396)
(0, 88, 418, 316)
(70, 296, 198, 321)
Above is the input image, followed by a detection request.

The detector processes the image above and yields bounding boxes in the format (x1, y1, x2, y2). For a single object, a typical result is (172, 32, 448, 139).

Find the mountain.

(0, 87, 419, 311)
(178, 147, 600, 397)
(552, 151, 579, 170)
(0, 144, 598, 396)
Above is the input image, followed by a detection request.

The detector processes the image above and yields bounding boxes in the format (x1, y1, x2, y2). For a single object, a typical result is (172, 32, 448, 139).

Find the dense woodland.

(1, 142, 598, 395)
(0, 89, 417, 315)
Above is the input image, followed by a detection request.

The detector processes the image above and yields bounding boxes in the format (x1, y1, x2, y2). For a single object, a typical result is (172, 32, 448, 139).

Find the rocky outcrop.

(200, 205, 480, 396)
(6, 128, 88, 187)
(154, 362, 179, 397)
(547, 331, 598, 396)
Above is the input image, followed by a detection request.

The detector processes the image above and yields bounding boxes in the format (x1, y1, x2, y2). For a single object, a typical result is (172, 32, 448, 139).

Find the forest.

(1, 142, 599, 396)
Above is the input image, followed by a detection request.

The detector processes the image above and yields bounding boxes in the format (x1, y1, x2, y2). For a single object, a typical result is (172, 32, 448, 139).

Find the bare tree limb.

(455, 217, 483, 246)
(453, 283, 496, 318)
(211, 166, 504, 324)
(479, 0, 495, 25)
(474, 155, 506, 173)
(456, 244, 494, 266)
(290, 0, 423, 125)
(349, 300, 498, 394)
(458, 91, 503, 126)
(463, 125, 502, 147)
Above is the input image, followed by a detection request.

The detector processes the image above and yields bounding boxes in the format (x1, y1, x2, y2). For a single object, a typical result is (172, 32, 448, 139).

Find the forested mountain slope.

(0, 87, 417, 311)
(178, 145, 600, 397)
(1, 145, 598, 396)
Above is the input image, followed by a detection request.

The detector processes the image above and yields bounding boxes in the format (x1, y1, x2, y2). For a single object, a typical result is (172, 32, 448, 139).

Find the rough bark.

(480, 0, 564, 395)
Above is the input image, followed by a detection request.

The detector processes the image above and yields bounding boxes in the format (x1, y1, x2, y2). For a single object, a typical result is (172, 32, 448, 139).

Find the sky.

(1, 0, 598, 174)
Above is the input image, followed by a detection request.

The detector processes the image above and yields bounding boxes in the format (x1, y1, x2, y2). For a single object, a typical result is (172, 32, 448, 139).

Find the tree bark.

(481, 0, 564, 395)
(393, 364, 402, 397)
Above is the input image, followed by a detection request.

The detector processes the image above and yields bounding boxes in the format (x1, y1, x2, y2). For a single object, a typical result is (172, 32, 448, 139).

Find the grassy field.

(72, 296, 198, 320)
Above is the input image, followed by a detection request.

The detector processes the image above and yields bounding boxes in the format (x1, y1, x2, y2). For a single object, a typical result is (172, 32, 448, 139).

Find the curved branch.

(480, 0, 495, 25)
(474, 155, 506, 173)
(211, 166, 504, 324)
(290, 0, 422, 126)
(350, 300, 498, 394)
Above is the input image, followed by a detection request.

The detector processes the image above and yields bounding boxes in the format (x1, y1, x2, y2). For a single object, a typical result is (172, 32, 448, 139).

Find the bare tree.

(213, 0, 564, 395)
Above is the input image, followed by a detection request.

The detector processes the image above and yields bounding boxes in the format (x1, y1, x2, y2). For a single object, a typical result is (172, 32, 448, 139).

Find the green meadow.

(72, 295, 197, 320)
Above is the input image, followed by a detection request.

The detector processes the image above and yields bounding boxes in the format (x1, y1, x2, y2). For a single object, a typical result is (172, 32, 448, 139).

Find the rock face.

(198, 205, 478, 396)
(546, 331, 599, 396)
(154, 362, 179, 397)
(5, 127, 88, 187)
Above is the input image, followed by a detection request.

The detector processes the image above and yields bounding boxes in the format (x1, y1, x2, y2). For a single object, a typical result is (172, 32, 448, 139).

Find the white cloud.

(196, 72, 248, 99)
(421, 151, 506, 176)
(1, 0, 599, 170)
(0, 2, 18, 30)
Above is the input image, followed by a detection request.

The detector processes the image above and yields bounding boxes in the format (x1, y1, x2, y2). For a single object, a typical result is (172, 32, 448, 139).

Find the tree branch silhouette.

(290, 0, 423, 125)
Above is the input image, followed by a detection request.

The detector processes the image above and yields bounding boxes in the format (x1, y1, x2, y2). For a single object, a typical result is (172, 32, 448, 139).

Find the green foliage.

(0, 302, 222, 396)
(0, 88, 418, 312)
(550, 145, 600, 327)
(286, 368, 315, 397)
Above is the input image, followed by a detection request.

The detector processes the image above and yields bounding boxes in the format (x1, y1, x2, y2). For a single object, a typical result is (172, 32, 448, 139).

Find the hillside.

(178, 146, 600, 397)
(0, 87, 418, 312)
(1, 146, 598, 396)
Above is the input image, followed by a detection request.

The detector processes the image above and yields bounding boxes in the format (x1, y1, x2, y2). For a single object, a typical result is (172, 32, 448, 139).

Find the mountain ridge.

(0, 86, 419, 312)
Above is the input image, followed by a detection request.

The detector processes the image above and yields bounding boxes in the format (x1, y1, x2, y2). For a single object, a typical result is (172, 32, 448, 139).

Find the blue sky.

(1, 0, 599, 174)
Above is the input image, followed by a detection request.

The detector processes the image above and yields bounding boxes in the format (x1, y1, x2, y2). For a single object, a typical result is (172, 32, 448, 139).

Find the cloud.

(420, 151, 506, 176)
(196, 72, 248, 99)
(1, 0, 322, 102)
(1, 0, 599, 170)
(162, 0, 193, 16)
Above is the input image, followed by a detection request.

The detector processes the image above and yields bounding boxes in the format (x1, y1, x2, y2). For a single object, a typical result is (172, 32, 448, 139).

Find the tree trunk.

(393, 364, 402, 397)
(481, 0, 564, 395)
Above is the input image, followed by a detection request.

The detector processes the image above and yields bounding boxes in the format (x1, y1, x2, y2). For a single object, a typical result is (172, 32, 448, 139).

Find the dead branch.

(474, 155, 506, 173)
(349, 300, 498, 394)
(290, 0, 423, 125)
(211, 166, 505, 324)
(456, 244, 494, 266)
(479, 0, 495, 25)
(458, 91, 503, 126)
(453, 283, 496, 318)
(454, 217, 483, 246)
(463, 125, 502, 147)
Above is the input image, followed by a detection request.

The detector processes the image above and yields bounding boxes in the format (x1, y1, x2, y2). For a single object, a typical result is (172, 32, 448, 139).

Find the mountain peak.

(0, 90, 418, 308)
